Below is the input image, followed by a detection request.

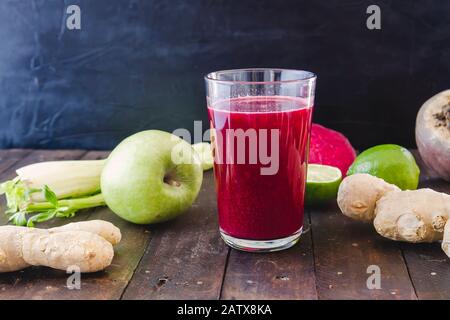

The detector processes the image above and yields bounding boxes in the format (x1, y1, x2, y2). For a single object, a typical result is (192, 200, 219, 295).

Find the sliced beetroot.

(309, 123, 356, 176)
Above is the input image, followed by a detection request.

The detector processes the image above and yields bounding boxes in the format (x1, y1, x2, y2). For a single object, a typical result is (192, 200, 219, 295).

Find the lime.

(305, 164, 342, 205)
(347, 144, 420, 190)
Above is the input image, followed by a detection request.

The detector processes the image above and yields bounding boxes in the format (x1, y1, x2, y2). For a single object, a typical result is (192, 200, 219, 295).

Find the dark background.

(0, 0, 448, 150)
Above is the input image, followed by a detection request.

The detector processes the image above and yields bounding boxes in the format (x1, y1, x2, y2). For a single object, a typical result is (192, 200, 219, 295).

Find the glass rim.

(204, 68, 316, 85)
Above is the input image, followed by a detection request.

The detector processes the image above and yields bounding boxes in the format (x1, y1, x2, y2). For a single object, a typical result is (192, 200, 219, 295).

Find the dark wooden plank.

(0, 150, 153, 300)
(0, 149, 87, 226)
(82, 151, 152, 299)
(5, 207, 152, 300)
(401, 243, 450, 300)
(122, 171, 229, 300)
(0, 151, 108, 300)
(0, 149, 33, 173)
(220, 218, 317, 300)
(2, 148, 446, 300)
(399, 151, 450, 300)
(0, 149, 89, 299)
(311, 203, 417, 300)
(0, 148, 36, 225)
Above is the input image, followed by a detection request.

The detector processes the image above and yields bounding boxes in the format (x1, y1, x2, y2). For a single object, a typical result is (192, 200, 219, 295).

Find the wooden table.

(0, 149, 449, 300)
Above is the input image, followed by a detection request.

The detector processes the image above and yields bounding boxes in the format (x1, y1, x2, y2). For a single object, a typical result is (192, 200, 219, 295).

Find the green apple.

(101, 130, 203, 224)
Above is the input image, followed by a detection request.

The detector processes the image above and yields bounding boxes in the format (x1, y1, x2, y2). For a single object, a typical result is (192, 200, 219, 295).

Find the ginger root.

(442, 223, 450, 257)
(337, 173, 400, 222)
(49, 220, 121, 245)
(374, 189, 450, 243)
(337, 173, 450, 257)
(0, 220, 121, 273)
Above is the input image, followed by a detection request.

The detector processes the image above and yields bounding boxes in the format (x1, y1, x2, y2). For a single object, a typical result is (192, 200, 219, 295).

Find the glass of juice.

(205, 69, 316, 252)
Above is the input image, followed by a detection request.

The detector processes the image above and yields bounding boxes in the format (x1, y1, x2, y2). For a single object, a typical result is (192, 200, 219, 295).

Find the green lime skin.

(305, 178, 342, 205)
(305, 164, 342, 205)
(347, 144, 420, 190)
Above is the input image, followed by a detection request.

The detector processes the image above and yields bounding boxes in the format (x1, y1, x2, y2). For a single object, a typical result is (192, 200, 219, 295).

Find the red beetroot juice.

(208, 96, 313, 240)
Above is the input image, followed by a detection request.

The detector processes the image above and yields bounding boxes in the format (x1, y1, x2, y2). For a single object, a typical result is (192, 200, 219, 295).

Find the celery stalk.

(16, 159, 106, 201)
(0, 142, 213, 227)
(27, 193, 105, 212)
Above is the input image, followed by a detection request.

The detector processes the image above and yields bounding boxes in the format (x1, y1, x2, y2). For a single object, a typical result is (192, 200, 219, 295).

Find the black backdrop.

(0, 0, 448, 150)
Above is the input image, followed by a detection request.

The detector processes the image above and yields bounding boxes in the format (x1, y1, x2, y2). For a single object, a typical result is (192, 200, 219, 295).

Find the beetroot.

(309, 123, 356, 175)
(415, 89, 450, 181)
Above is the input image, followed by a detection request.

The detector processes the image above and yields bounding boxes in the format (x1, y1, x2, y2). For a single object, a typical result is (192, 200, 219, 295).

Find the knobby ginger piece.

(442, 223, 450, 257)
(50, 220, 121, 245)
(337, 173, 400, 222)
(374, 189, 450, 243)
(21, 230, 113, 272)
(0, 226, 30, 272)
(337, 173, 450, 258)
(0, 220, 121, 273)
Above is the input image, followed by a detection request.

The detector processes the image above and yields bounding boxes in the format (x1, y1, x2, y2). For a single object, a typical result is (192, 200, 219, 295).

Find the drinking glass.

(205, 69, 316, 252)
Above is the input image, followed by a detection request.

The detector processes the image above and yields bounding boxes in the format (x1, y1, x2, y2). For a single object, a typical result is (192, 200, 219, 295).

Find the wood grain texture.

(84, 152, 152, 299)
(0, 149, 448, 300)
(220, 217, 317, 300)
(0, 150, 152, 300)
(122, 171, 229, 300)
(398, 152, 450, 300)
(0, 149, 87, 226)
(0, 149, 33, 173)
(311, 203, 417, 300)
(0, 149, 87, 299)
